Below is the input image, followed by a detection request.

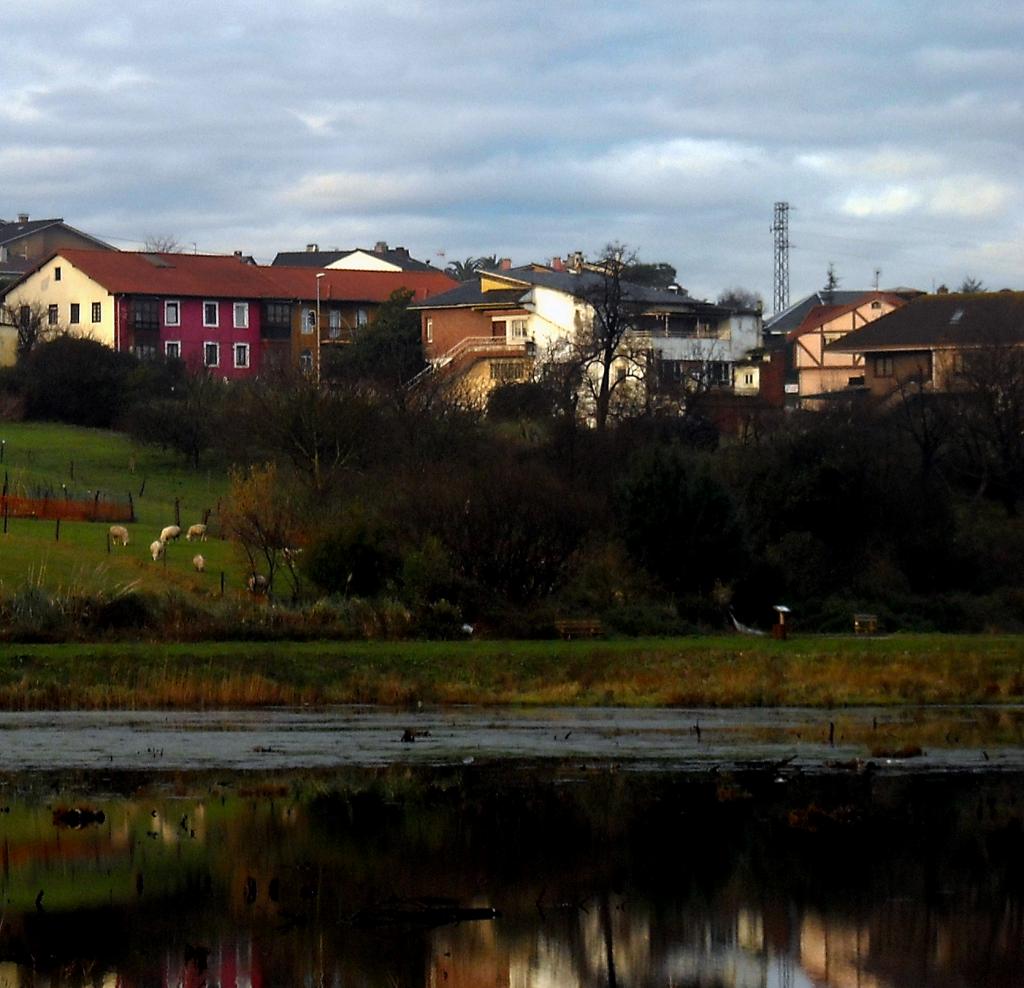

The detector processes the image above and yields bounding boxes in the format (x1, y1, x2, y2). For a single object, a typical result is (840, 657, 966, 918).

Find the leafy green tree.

(128, 368, 225, 468)
(616, 446, 746, 597)
(22, 335, 137, 428)
(323, 288, 425, 398)
(622, 261, 677, 289)
(444, 255, 497, 281)
(304, 504, 401, 597)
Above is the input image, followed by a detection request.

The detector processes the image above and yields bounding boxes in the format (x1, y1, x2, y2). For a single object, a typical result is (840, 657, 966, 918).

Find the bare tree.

(2, 300, 61, 360)
(570, 243, 646, 431)
(959, 276, 986, 293)
(143, 234, 182, 253)
(717, 286, 763, 310)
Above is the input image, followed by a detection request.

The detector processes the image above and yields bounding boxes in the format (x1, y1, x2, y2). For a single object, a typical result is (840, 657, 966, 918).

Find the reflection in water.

(0, 765, 1019, 985)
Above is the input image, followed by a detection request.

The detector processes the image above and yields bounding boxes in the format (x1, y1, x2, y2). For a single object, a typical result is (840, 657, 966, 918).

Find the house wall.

(1, 227, 109, 265)
(421, 308, 493, 359)
(152, 298, 261, 379)
(863, 350, 934, 397)
(327, 252, 400, 272)
(3, 257, 115, 346)
(794, 298, 900, 398)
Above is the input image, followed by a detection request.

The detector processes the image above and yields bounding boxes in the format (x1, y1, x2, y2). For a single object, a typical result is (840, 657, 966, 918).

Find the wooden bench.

(554, 618, 603, 640)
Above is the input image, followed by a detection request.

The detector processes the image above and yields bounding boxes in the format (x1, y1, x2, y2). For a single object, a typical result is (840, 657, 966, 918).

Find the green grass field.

(0, 421, 240, 594)
(0, 634, 1022, 709)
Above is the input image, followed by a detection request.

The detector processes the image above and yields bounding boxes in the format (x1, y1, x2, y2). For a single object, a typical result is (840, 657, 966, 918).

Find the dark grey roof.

(829, 293, 1024, 353)
(765, 291, 875, 334)
(409, 280, 527, 309)
(271, 247, 435, 272)
(0, 217, 64, 245)
(414, 265, 723, 316)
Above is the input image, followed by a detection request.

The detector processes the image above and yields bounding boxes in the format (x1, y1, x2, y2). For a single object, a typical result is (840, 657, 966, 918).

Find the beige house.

(829, 291, 1024, 398)
(788, 292, 909, 403)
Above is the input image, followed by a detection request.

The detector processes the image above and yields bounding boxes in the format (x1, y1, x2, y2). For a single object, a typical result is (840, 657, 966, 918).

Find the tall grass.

(0, 634, 1022, 711)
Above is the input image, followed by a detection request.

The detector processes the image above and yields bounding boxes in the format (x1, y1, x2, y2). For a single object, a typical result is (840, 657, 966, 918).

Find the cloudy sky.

(3, 1, 1022, 307)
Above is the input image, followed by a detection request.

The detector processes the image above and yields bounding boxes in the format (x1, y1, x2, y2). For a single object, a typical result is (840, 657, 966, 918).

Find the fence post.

(128, 491, 135, 522)
(1, 440, 5, 462)
(220, 571, 225, 596)
(107, 532, 111, 555)
(3, 499, 7, 534)
(55, 518, 60, 542)
(93, 490, 100, 521)
(69, 460, 74, 480)
(174, 497, 181, 528)
(138, 478, 146, 498)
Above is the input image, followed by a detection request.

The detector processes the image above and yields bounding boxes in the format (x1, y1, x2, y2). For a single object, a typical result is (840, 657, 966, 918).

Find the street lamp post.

(315, 272, 325, 385)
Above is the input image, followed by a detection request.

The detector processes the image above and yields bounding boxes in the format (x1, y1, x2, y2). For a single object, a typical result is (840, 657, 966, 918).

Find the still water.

(0, 707, 1019, 986)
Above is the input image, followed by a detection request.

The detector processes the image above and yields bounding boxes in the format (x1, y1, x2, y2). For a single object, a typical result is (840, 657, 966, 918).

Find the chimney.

(233, 250, 242, 258)
(551, 256, 565, 272)
(305, 243, 319, 253)
(393, 246, 409, 257)
(17, 213, 28, 224)
(569, 251, 584, 273)
(499, 257, 512, 271)
(374, 240, 388, 254)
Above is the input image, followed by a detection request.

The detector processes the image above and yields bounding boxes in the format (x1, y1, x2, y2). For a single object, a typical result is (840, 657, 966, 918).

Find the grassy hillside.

(0, 421, 241, 595)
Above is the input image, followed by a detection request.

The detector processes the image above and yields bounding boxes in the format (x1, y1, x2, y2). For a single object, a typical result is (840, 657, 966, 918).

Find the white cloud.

(841, 187, 921, 218)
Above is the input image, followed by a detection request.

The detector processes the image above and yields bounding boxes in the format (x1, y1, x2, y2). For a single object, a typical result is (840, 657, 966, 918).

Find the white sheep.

(247, 573, 268, 594)
(192, 554, 205, 572)
(150, 540, 164, 561)
(186, 523, 207, 542)
(159, 525, 181, 543)
(109, 525, 130, 547)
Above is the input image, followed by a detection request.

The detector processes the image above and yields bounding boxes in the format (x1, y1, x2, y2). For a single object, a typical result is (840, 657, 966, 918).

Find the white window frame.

(165, 340, 181, 360)
(425, 317, 433, 343)
(299, 349, 313, 373)
(203, 301, 219, 328)
(164, 300, 180, 327)
(233, 342, 250, 368)
(511, 318, 528, 338)
(302, 307, 315, 334)
(203, 341, 220, 367)
(233, 302, 249, 329)
(356, 308, 368, 327)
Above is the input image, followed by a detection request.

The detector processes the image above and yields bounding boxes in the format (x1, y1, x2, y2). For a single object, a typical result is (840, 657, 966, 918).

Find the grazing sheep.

(192, 554, 205, 572)
(186, 523, 207, 542)
(247, 574, 268, 594)
(159, 525, 181, 543)
(109, 525, 130, 547)
(150, 540, 164, 561)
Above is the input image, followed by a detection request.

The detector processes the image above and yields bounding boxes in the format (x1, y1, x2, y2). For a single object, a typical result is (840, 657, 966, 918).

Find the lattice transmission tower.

(771, 201, 791, 315)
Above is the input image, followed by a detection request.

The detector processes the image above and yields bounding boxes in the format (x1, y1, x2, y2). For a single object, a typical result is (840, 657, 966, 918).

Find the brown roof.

(12, 249, 456, 303)
(787, 292, 908, 342)
(829, 292, 1024, 354)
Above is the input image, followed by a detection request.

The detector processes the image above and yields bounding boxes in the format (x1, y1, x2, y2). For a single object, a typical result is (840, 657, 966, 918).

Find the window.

(69, 303, 80, 325)
(54, 266, 61, 281)
(91, 302, 102, 323)
(511, 318, 528, 338)
(164, 300, 180, 327)
(870, 300, 882, 309)
(426, 317, 433, 343)
(302, 308, 315, 334)
(48, 305, 58, 326)
(133, 342, 157, 361)
(874, 355, 894, 378)
(328, 309, 342, 339)
(204, 342, 219, 367)
(19, 306, 30, 328)
(299, 349, 313, 373)
(165, 341, 181, 360)
(233, 302, 249, 329)
(132, 299, 159, 331)
(356, 308, 368, 327)
(234, 343, 250, 368)
(203, 301, 219, 327)
(743, 372, 754, 385)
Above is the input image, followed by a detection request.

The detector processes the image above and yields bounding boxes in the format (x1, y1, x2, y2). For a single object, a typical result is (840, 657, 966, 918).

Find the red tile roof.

(39, 249, 457, 302)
